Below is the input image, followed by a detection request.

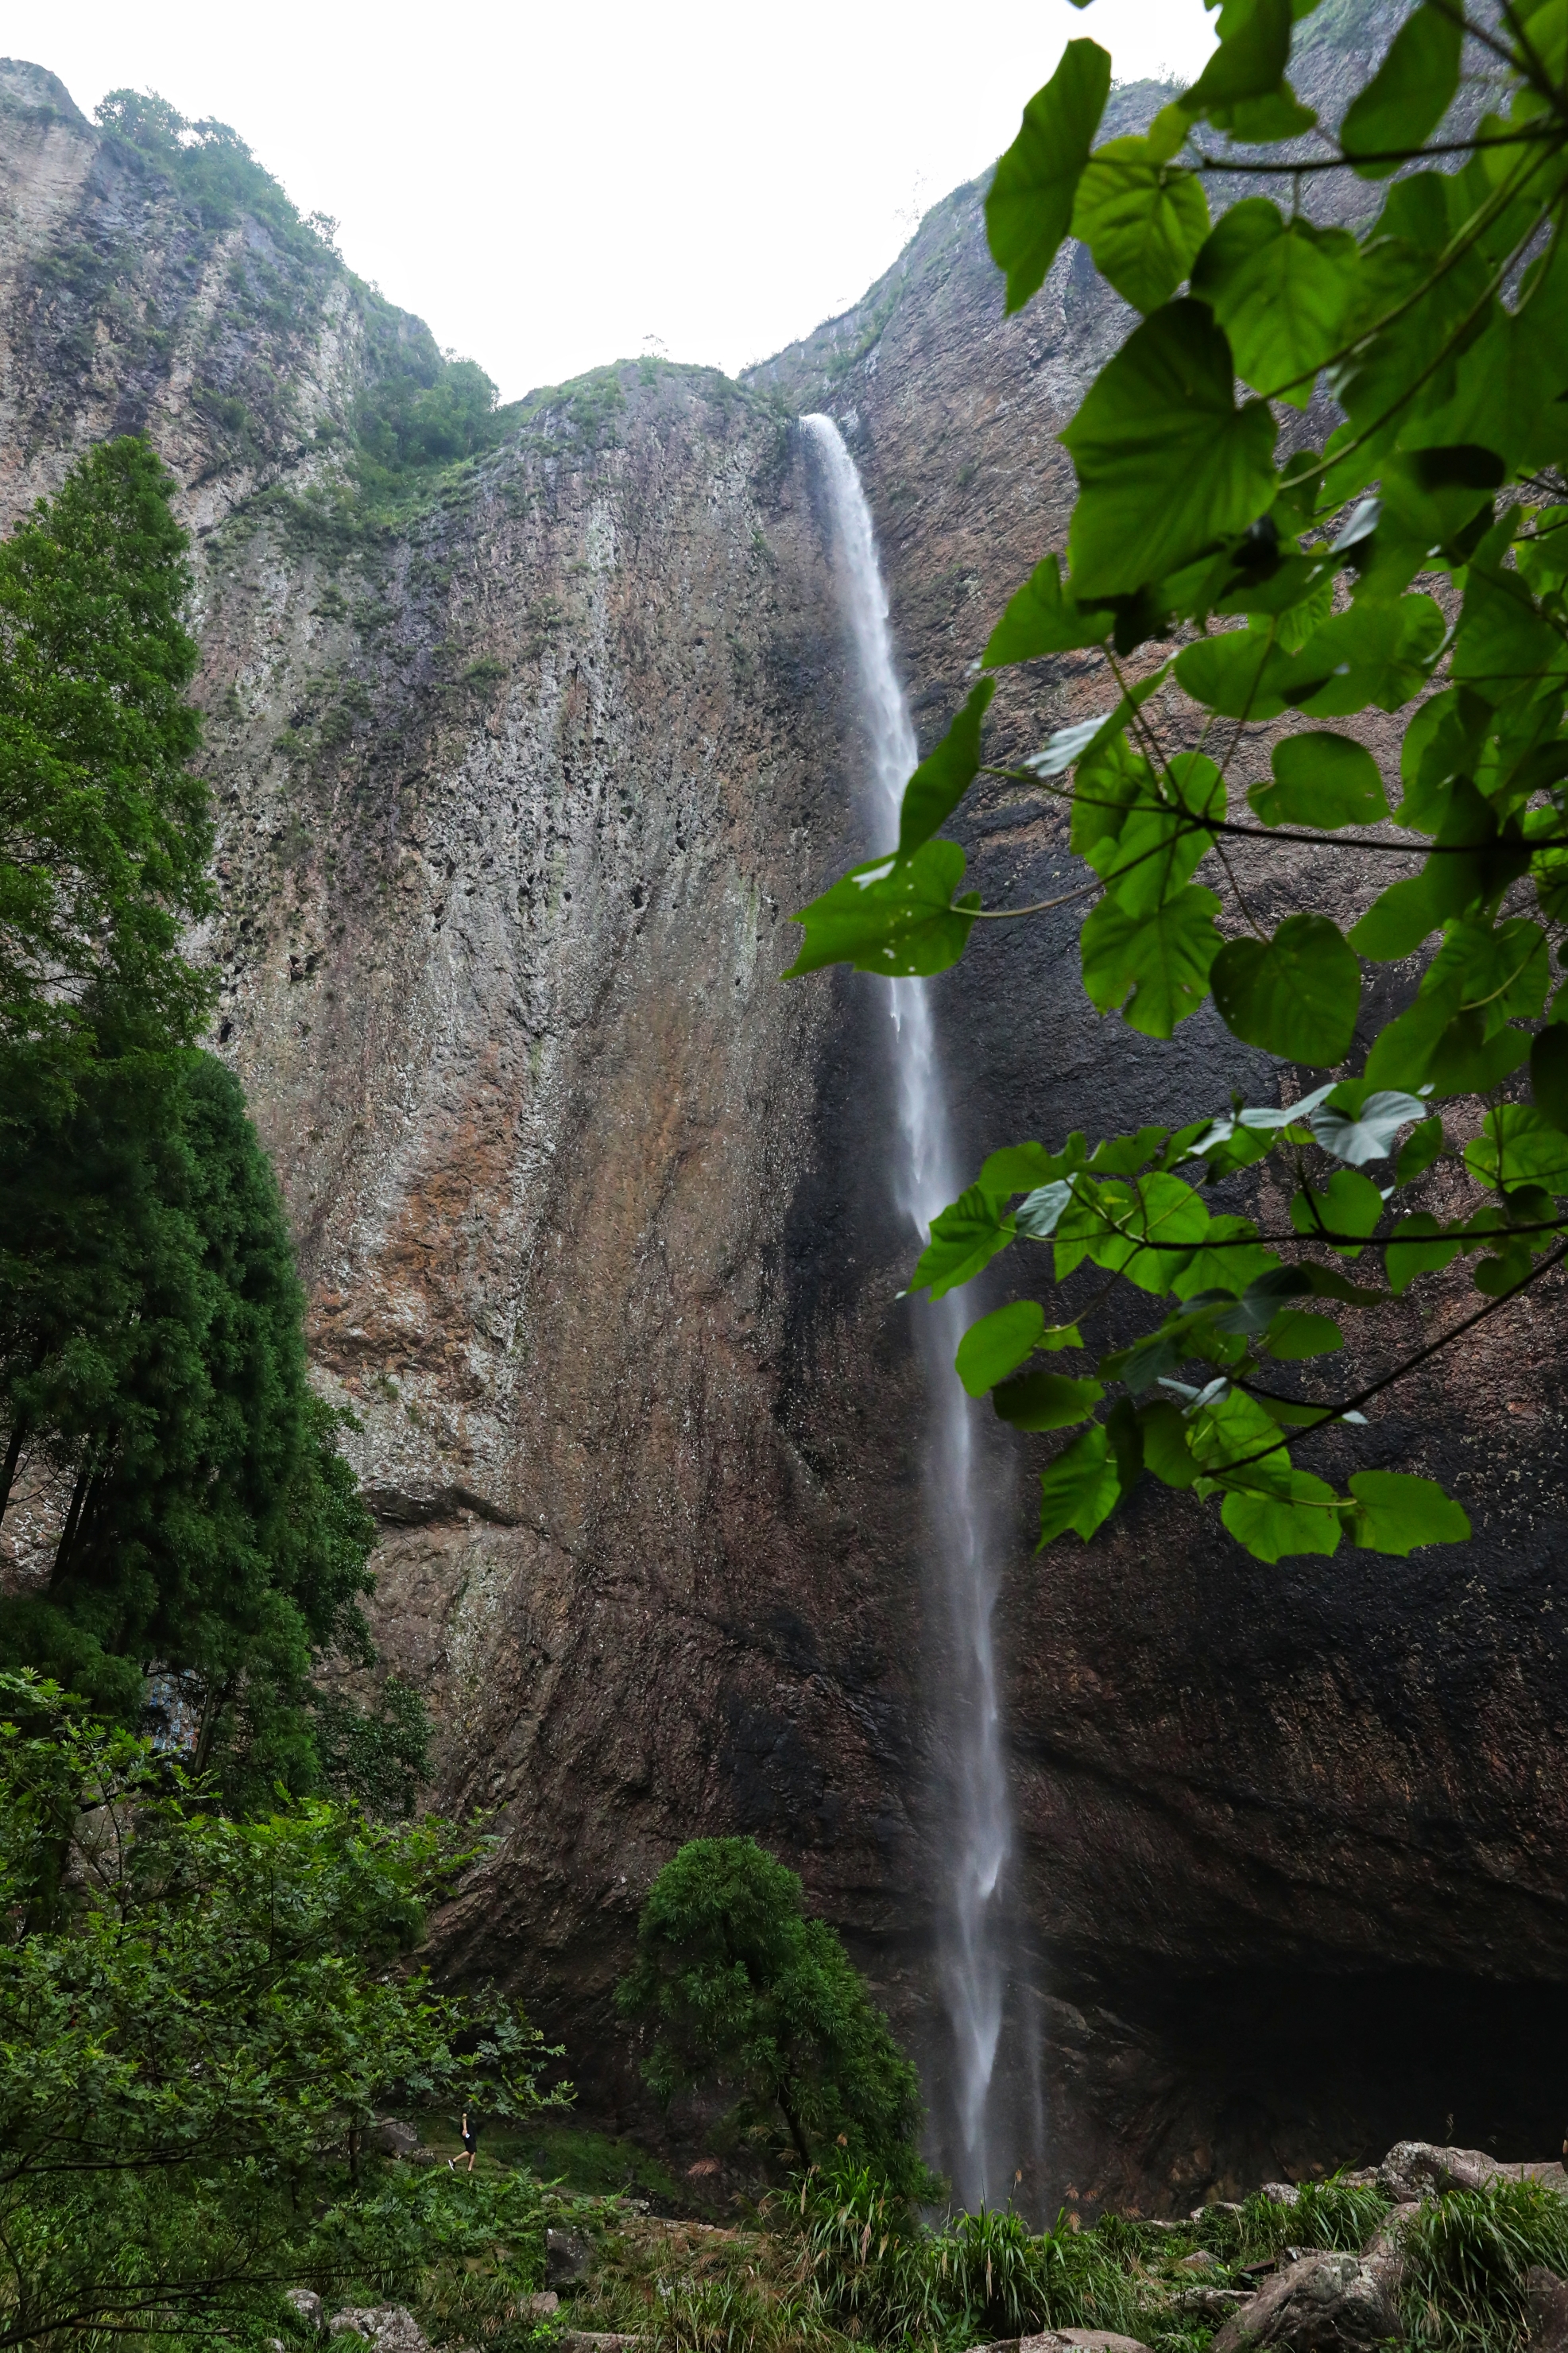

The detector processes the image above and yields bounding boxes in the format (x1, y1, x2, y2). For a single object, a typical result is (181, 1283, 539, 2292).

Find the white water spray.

(803, 413, 1016, 2207)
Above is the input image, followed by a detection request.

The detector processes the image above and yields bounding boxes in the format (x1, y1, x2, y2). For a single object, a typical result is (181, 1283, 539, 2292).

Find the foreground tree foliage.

(616, 1838, 939, 2202)
(0, 1672, 556, 2350)
(791, 0, 1568, 1563)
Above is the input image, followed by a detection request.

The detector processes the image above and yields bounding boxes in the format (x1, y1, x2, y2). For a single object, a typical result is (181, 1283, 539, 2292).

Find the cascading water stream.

(802, 413, 1018, 2207)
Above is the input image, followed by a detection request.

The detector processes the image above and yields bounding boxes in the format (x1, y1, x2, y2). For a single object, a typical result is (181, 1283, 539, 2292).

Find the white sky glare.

(6, 0, 1219, 403)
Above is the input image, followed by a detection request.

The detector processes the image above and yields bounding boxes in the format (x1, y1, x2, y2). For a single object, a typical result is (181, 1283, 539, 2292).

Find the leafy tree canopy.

(0, 1670, 556, 2350)
(0, 436, 211, 1057)
(790, 0, 1568, 1565)
(616, 1836, 939, 2200)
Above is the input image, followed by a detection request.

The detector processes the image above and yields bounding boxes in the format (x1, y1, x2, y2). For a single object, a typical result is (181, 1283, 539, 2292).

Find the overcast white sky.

(7, 0, 1218, 402)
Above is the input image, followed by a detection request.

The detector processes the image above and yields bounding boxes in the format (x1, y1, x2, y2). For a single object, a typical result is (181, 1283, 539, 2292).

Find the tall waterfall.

(802, 413, 1020, 2208)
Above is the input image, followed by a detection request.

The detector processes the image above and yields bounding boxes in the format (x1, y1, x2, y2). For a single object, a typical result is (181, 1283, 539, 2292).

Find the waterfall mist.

(802, 413, 1040, 2208)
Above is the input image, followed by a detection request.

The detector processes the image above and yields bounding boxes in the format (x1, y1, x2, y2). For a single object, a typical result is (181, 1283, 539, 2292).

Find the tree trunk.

(777, 2091, 813, 2171)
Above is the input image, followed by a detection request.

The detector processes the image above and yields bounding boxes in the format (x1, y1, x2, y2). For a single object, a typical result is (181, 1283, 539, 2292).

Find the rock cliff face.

(2, 40, 1567, 2215)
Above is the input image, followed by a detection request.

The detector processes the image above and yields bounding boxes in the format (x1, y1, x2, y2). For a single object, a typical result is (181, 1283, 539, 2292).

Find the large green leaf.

(1221, 1473, 1344, 1560)
(983, 558, 1107, 667)
(1180, 0, 1293, 121)
(1062, 300, 1278, 601)
(1260, 1308, 1344, 1358)
(1036, 1424, 1125, 1545)
(1341, 1, 1463, 179)
(1311, 1086, 1429, 1166)
(994, 1369, 1105, 1429)
(908, 1187, 1016, 1299)
(897, 680, 994, 855)
(1175, 629, 1285, 721)
(1347, 1471, 1469, 1552)
(784, 841, 978, 979)
(954, 1300, 1044, 1396)
(1290, 1165, 1385, 1255)
(987, 39, 1113, 313)
(1190, 201, 1356, 405)
(1210, 912, 1361, 1064)
(1249, 731, 1389, 830)
(1080, 882, 1222, 1037)
(1272, 595, 1445, 716)
(1070, 140, 1210, 315)
(1349, 871, 1445, 961)
(1465, 1103, 1568, 1196)
(1085, 753, 1225, 918)
(1385, 1211, 1461, 1293)
(1138, 1396, 1201, 1487)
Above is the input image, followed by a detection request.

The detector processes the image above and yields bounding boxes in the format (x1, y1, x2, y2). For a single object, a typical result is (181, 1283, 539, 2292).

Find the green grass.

(1191, 2176, 1392, 2265)
(1400, 2179, 1568, 2352)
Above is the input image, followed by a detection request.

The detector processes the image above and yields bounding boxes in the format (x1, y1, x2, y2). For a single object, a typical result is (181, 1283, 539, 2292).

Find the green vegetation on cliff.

(792, 0, 1568, 1568)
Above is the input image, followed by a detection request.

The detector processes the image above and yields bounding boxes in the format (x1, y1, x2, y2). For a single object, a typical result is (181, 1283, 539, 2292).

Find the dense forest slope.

(1, 40, 1566, 2212)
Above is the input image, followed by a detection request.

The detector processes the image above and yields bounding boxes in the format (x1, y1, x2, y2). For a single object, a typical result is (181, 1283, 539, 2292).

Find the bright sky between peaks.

(10, 0, 1220, 403)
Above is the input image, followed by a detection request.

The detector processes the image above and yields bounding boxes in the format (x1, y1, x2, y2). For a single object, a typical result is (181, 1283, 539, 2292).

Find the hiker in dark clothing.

(450, 2109, 478, 2172)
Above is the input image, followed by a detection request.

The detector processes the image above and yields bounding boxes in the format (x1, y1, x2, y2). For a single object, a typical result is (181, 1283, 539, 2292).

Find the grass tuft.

(1400, 2180, 1568, 2353)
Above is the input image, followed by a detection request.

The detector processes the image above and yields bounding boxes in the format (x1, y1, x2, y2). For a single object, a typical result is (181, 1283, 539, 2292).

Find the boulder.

(546, 2226, 594, 2287)
(1179, 2288, 1249, 2323)
(1377, 2144, 1500, 2200)
(967, 2335, 1152, 2353)
(286, 2290, 324, 2332)
(1057, 2332, 1154, 2353)
(1261, 2185, 1301, 2208)
(1210, 2252, 1397, 2353)
(1524, 2266, 1568, 2353)
(558, 2336, 640, 2353)
(368, 2118, 421, 2161)
(1362, 2201, 1422, 2289)
(521, 2293, 559, 2317)
(327, 2312, 430, 2353)
(1179, 2250, 1224, 2274)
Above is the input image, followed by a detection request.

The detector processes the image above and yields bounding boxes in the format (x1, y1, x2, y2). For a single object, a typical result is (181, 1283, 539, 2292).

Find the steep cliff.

(2, 41, 1566, 2217)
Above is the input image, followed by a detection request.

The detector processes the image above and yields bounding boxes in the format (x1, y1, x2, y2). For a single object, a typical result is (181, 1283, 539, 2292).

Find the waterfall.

(802, 413, 1020, 2209)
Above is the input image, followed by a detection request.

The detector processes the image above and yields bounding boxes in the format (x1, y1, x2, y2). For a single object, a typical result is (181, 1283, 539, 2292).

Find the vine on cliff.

(790, 0, 1568, 1563)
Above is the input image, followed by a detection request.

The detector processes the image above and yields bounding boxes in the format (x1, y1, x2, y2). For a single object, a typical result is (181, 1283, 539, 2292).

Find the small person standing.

(449, 2108, 478, 2173)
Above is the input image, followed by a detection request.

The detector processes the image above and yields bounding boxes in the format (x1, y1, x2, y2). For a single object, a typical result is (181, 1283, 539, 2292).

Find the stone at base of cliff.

(546, 2227, 595, 2287)
(1525, 2268, 1568, 2353)
(961, 2332, 1152, 2353)
(1210, 2254, 1396, 2353)
(1377, 2144, 1568, 2201)
(328, 2310, 431, 2353)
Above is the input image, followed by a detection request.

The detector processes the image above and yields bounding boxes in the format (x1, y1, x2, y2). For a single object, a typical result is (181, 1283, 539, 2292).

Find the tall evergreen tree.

(0, 436, 212, 1056)
(0, 1046, 377, 1792)
(0, 436, 391, 1801)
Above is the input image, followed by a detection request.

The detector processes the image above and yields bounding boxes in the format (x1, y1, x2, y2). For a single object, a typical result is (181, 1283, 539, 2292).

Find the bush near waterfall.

(0, 1669, 559, 2349)
(788, 0, 1568, 1568)
(615, 1836, 940, 2201)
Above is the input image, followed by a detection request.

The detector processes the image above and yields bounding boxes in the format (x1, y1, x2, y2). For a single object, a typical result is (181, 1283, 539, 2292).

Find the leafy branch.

(786, 0, 1568, 1562)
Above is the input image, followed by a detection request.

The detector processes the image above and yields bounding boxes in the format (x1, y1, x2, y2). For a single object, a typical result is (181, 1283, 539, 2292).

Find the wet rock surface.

(2, 35, 1568, 2213)
(1209, 2254, 1396, 2353)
